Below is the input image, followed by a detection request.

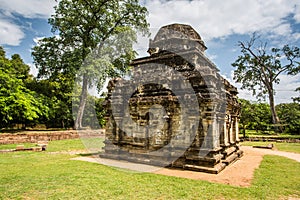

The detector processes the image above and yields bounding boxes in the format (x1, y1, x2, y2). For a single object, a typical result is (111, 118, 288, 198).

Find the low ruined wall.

(0, 130, 103, 144)
(241, 137, 300, 143)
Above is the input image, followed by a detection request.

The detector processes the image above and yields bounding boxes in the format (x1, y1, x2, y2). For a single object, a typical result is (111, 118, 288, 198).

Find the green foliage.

(26, 75, 106, 129)
(239, 99, 300, 135)
(32, 0, 149, 129)
(81, 96, 106, 128)
(276, 103, 300, 134)
(232, 34, 300, 126)
(27, 75, 74, 128)
(239, 99, 272, 133)
(95, 97, 106, 127)
(0, 46, 47, 128)
(232, 36, 300, 99)
(10, 54, 31, 80)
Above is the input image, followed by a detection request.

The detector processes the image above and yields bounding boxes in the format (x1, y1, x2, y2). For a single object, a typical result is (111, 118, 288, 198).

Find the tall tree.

(232, 34, 300, 130)
(32, 0, 149, 129)
(10, 54, 31, 80)
(0, 47, 47, 129)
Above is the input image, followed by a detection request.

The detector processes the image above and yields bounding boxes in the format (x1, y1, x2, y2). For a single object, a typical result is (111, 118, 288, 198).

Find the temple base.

(100, 143, 243, 174)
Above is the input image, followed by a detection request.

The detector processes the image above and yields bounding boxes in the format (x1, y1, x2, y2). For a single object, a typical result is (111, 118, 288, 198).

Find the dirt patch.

(154, 146, 300, 187)
(48, 150, 90, 155)
(154, 146, 264, 187)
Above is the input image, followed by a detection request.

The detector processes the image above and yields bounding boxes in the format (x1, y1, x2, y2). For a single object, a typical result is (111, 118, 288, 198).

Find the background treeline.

(239, 99, 300, 135)
(0, 46, 104, 130)
(1, 46, 299, 134)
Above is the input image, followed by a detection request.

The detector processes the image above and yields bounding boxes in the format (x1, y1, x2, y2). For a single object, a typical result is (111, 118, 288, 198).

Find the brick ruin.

(101, 24, 243, 173)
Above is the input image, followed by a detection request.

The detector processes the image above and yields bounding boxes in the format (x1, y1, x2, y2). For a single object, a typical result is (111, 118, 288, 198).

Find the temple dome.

(148, 23, 207, 55)
(153, 24, 203, 42)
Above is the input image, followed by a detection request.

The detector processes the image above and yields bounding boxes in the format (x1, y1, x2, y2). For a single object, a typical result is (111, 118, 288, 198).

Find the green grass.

(240, 130, 300, 139)
(0, 139, 86, 152)
(0, 139, 299, 199)
(242, 141, 300, 154)
(0, 143, 35, 150)
(46, 139, 86, 152)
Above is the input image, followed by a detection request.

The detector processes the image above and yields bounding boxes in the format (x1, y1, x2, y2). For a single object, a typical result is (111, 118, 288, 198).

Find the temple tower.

(101, 24, 243, 173)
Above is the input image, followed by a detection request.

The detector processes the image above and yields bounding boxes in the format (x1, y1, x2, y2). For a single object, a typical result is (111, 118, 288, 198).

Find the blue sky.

(0, 0, 299, 103)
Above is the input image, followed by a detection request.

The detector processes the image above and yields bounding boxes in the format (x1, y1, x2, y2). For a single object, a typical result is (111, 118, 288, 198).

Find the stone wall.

(0, 129, 107, 144)
(0, 131, 79, 144)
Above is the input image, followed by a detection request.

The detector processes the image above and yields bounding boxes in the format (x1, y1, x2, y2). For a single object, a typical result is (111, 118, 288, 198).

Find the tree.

(26, 75, 74, 128)
(10, 54, 31, 81)
(232, 34, 300, 130)
(239, 99, 272, 135)
(238, 99, 254, 137)
(0, 46, 47, 129)
(32, 0, 149, 129)
(276, 103, 300, 134)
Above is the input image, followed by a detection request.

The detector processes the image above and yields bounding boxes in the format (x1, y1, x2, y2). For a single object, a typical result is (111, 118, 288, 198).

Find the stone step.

(222, 152, 239, 165)
(184, 162, 226, 174)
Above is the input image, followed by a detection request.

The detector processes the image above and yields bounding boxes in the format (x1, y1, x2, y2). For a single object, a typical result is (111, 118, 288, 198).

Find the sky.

(0, 0, 299, 104)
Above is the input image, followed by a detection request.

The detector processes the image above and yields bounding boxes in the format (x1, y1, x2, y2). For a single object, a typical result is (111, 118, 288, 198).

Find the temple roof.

(148, 23, 207, 54)
(153, 23, 204, 43)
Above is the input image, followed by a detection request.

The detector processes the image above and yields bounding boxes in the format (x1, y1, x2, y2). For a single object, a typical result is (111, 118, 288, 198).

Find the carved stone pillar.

(235, 117, 239, 142)
(212, 115, 220, 149)
(229, 115, 234, 144)
(223, 120, 229, 145)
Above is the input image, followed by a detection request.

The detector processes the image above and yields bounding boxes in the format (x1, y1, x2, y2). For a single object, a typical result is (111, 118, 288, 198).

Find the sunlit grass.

(0, 143, 34, 150)
(0, 139, 299, 199)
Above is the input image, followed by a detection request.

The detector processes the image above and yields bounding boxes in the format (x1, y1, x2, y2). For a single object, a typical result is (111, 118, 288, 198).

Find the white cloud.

(0, 0, 57, 19)
(294, 3, 300, 23)
(0, 0, 57, 46)
(33, 37, 45, 45)
(144, 0, 300, 42)
(274, 74, 300, 103)
(0, 19, 24, 46)
(27, 62, 38, 77)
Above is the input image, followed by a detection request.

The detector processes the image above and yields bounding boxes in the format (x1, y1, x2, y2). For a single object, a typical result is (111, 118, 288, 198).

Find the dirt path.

(241, 146, 300, 162)
(155, 146, 300, 187)
(72, 146, 300, 187)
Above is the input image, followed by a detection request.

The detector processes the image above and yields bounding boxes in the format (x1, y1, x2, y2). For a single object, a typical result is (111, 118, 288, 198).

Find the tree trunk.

(74, 73, 88, 129)
(243, 125, 246, 138)
(268, 90, 282, 132)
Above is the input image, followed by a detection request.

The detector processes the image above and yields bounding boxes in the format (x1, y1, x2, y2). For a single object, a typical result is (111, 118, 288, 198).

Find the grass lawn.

(0, 139, 300, 199)
(241, 141, 300, 154)
(0, 143, 35, 150)
(239, 130, 300, 139)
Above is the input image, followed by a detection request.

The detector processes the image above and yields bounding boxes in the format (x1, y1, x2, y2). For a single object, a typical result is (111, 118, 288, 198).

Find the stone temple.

(101, 24, 243, 173)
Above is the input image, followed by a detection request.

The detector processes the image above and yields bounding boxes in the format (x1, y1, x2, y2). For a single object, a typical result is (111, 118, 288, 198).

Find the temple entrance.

(127, 84, 181, 152)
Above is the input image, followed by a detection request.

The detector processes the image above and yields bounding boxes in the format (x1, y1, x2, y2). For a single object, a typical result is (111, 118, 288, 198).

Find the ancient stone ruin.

(101, 24, 243, 173)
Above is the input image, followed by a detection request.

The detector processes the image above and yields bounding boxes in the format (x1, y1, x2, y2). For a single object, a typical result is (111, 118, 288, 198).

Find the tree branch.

(239, 41, 271, 89)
